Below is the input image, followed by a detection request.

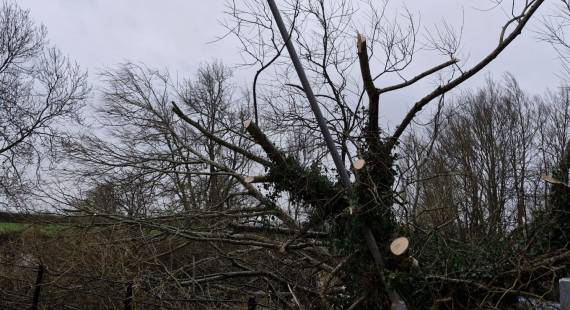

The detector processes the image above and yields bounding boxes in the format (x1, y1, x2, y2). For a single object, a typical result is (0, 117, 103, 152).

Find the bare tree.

(400, 76, 537, 232)
(64, 62, 256, 215)
(213, 0, 545, 308)
(0, 1, 88, 208)
(541, 0, 570, 75)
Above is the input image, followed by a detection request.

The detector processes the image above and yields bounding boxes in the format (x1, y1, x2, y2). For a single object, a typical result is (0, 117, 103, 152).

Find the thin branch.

(378, 58, 459, 94)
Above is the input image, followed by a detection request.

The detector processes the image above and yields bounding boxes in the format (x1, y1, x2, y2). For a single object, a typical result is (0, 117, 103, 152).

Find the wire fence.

(0, 261, 265, 309)
(0, 261, 130, 309)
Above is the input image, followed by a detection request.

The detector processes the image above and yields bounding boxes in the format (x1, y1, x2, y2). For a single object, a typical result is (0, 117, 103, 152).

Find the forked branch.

(388, 0, 545, 151)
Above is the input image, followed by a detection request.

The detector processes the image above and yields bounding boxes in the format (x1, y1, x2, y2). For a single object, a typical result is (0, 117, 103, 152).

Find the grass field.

(0, 222, 62, 235)
(0, 222, 28, 233)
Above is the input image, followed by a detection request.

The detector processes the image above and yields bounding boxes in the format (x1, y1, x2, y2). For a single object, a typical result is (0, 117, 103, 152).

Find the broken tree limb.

(244, 175, 273, 184)
(175, 139, 299, 230)
(243, 120, 288, 168)
(541, 175, 570, 188)
(357, 33, 380, 142)
(229, 223, 328, 238)
(172, 102, 272, 167)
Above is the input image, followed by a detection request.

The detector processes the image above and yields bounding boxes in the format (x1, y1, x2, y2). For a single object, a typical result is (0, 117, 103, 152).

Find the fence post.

(561, 278, 570, 309)
(124, 281, 133, 310)
(31, 264, 44, 310)
(247, 297, 257, 310)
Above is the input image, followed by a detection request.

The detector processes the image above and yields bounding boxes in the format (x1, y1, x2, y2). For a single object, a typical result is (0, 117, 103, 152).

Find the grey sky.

(18, 0, 235, 73)
(18, 0, 563, 127)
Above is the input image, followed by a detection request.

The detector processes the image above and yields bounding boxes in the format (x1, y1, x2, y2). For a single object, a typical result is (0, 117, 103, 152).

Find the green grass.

(0, 222, 64, 235)
(0, 222, 28, 233)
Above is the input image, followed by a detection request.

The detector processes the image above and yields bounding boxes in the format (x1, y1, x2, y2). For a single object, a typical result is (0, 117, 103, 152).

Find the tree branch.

(171, 102, 272, 167)
(388, 0, 545, 151)
(357, 33, 380, 141)
(378, 58, 458, 94)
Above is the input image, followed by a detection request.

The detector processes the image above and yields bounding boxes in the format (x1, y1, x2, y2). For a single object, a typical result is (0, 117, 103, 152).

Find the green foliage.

(328, 144, 402, 308)
(267, 155, 346, 223)
(546, 183, 570, 249)
(0, 222, 28, 234)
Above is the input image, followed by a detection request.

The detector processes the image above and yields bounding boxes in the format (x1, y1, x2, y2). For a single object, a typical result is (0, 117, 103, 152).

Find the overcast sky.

(18, 0, 563, 127)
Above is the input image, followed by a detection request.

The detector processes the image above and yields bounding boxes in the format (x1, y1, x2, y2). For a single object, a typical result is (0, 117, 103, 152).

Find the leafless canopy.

(0, 1, 88, 208)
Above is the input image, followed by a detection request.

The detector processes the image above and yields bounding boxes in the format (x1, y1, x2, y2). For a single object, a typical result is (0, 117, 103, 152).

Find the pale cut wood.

(353, 159, 366, 170)
(244, 176, 255, 183)
(542, 175, 564, 185)
(243, 119, 252, 128)
(390, 237, 409, 256)
(357, 33, 366, 53)
(541, 175, 570, 188)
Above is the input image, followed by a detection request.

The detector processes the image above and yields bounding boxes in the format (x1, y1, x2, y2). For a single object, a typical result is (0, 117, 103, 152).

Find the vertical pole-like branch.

(266, 0, 397, 305)
(266, 0, 351, 186)
(248, 297, 258, 310)
(31, 264, 44, 310)
(561, 278, 570, 310)
(124, 281, 133, 310)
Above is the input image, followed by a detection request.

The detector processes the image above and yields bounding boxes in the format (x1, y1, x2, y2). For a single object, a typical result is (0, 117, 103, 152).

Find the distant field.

(0, 221, 64, 236)
(0, 222, 28, 234)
